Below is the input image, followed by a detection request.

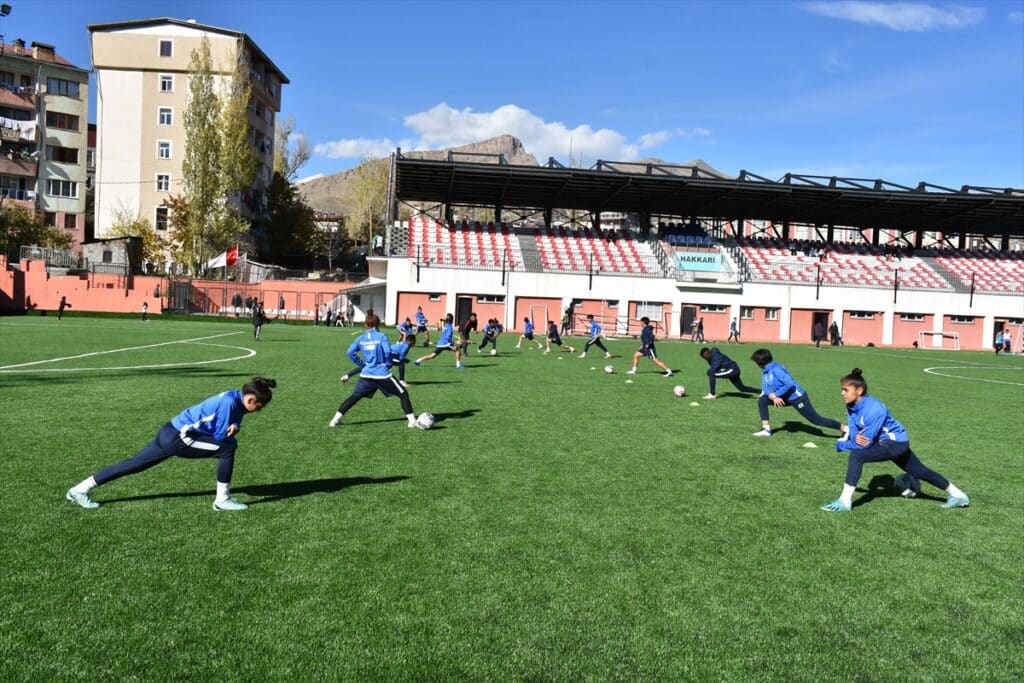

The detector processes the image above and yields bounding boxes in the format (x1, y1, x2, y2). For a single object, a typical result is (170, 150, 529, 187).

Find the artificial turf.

(1, 315, 1021, 680)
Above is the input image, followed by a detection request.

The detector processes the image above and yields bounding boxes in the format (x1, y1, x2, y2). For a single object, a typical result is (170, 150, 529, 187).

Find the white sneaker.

(579, 352, 586, 358)
(663, 371, 674, 377)
(752, 428, 772, 437)
(515, 344, 521, 349)
(213, 497, 248, 511)
(702, 394, 717, 400)
(400, 380, 409, 387)
(604, 353, 612, 359)
(408, 419, 417, 428)
(340, 375, 349, 384)
(414, 359, 422, 366)
(543, 350, 550, 355)
(329, 416, 341, 427)
(66, 488, 99, 509)
(626, 369, 637, 375)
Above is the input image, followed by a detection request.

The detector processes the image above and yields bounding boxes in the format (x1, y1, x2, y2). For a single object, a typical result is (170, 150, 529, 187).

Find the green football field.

(1, 314, 1022, 680)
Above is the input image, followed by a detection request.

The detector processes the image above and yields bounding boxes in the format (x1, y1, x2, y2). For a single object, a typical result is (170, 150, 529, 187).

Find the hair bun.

(850, 368, 863, 377)
(253, 376, 277, 389)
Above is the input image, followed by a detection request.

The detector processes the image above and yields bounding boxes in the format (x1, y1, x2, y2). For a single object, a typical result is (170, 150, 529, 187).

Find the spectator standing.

(57, 295, 71, 320)
(728, 318, 740, 343)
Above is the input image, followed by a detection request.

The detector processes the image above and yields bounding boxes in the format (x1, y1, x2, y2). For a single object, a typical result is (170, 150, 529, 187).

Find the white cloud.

(314, 103, 713, 164)
(313, 137, 396, 159)
(803, 1, 985, 31)
(404, 103, 640, 163)
(1009, 11, 1024, 24)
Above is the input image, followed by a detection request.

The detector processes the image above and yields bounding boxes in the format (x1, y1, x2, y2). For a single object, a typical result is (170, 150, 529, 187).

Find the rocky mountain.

(297, 135, 539, 214)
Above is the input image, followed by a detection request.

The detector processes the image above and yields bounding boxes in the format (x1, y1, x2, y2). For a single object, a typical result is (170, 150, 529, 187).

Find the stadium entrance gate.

(681, 306, 697, 339)
(456, 296, 474, 326)
(167, 280, 192, 313)
(812, 311, 830, 341)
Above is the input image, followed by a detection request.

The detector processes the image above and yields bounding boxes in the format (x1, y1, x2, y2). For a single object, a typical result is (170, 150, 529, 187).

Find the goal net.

(917, 330, 960, 351)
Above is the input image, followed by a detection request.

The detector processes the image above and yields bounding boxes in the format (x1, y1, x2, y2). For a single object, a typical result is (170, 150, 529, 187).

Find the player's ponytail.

(244, 376, 277, 404)
(841, 368, 868, 394)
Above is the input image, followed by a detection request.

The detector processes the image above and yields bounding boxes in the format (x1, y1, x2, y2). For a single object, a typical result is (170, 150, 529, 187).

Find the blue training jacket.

(391, 340, 410, 366)
(760, 361, 805, 399)
(705, 347, 739, 374)
(397, 320, 414, 337)
(170, 389, 245, 443)
(640, 325, 655, 348)
(348, 329, 393, 378)
(437, 322, 454, 347)
(836, 395, 908, 451)
(588, 320, 602, 339)
(416, 311, 428, 326)
(525, 320, 534, 334)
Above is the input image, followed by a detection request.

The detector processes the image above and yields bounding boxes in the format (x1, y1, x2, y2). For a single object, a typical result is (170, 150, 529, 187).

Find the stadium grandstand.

(358, 149, 1024, 351)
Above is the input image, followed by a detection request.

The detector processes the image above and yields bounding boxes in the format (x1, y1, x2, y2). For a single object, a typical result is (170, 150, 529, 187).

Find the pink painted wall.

(892, 314, 934, 348)
(736, 308, 781, 343)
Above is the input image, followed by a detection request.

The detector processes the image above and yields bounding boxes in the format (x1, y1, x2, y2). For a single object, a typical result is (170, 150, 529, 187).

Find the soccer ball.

(894, 473, 921, 496)
(604, 365, 614, 374)
(673, 385, 687, 397)
(416, 412, 435, 430)
(490, 349, 497, 356)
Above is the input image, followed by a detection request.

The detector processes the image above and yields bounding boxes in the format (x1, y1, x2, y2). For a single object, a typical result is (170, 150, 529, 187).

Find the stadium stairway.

(515, 230, 544, 273)
(920, 255, 971, 293)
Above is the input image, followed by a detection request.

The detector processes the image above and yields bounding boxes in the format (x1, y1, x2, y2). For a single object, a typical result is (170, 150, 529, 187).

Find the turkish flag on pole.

(206, 245, 240, 269)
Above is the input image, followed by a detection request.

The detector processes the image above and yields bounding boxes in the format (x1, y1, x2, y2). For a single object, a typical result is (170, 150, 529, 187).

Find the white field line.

(923, 366, 1024, 387)
(0, 332, 247, 371)
(829, 347, 1024, 368)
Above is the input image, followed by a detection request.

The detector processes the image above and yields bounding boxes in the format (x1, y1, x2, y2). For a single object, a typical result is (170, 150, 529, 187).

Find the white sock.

(840, 484, 856, 507)
(946, 483, 965, 498)
(216, 481, 230, 501)
(407, 413, 416, 423)
(330, 411, 343, 426)
(73, 476, 97, 494)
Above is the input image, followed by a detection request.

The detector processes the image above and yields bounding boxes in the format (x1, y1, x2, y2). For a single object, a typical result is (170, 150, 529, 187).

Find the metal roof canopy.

(393, 152, 1024, 235)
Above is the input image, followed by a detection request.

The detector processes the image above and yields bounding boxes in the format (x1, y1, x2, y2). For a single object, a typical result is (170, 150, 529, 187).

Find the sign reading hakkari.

(676, 252, 722, 272)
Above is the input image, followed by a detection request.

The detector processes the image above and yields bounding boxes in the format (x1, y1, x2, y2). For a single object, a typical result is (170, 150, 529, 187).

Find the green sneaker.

(820, 499, 852, 512)
(941, 494, 970, 509)
(212, 497, 248, 511)
(66, 488, 99, 509)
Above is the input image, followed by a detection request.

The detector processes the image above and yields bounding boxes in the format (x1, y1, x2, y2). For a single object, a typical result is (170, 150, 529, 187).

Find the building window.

(156, 174, 170, 192)
(155, 206, 168, 231)
(44, 212, 56, 227)
(700, 304, 727, 313)
(158, 107, 173, 125)
(102, 250, 113, 263)
(64, 214, 77, 230)
(47, 145, 79, 164)
(427, 293, 441, 302)
(899, 313, 925, 322)
(764, 307, 779, 321)
(157, 140, 171, 159)
(86, 149, 95, 169)
(46, 179, 78, 198)
(740, 306, 754, 320)
(607, 300, 619, 308)
(159, 74, 173, 92)
(849, 311, 876, 320)
(45, 110, 80, 131)
(477, 295, 505, 303)
(159, 40, 173, 58)
(46, 77, 80, 98)
(950, 316, 975, 324)
(0, 71, 14, 88)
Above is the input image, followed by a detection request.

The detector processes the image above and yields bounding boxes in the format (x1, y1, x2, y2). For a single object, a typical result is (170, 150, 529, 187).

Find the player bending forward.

(544, 320, 576, 354)
(66, 376, 276, 511)
(699, 346, 758, 399)
(579, 314, 612, 359)
(330, 314, 422, 428)
(822, 367, 969, 512)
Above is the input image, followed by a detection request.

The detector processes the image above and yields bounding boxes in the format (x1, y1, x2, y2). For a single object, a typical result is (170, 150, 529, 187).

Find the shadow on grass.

(852, 474, 946, 508)
(776, 421, 836, 437)
(101, 475, 411, 506)
(433, 408, 481, 423)
(406, 380, 462, 386)
(720, 391, 759, 400)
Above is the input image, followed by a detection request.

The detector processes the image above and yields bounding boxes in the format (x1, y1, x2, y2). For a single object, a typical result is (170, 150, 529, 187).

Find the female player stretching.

(66, 376, 276, 511)
(750, 348, 840, 437)
(822, 368, 970, 512)
(330, 313, 421, 428)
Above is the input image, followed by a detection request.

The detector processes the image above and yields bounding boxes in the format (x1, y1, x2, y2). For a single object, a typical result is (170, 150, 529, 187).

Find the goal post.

(917, 330, 960, 351)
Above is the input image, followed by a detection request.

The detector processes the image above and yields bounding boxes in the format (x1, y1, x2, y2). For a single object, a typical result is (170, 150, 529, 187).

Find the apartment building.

(89, 18, 288, 264)
(0, 39, 89, 248)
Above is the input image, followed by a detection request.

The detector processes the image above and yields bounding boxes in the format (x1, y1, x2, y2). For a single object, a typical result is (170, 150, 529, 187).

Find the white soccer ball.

(490, 349, 497, 356)
(416, 412, 435, 430)
(604, 365, 614, 374)
(673, 385, 687, 397)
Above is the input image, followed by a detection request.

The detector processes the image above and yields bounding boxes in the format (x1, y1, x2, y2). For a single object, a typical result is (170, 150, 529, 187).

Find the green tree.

(0, 204, 71, 260)
(346, 155, 389, 245)
(181, 37, 221, 273)
(106, 205, 167, 265)
(219, 40, 259, 208)
(264, 170, 319, 266)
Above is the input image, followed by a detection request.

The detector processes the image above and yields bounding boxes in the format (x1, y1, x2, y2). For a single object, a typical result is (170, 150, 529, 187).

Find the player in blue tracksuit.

(516, 317, 544, 349)
(544, 320, 576, 354)
(397, 317, 416, 345)
(627, 316, 673, 376)
(340, 335, 412, 385)
(414, 313, 462, 368)
(330, 313, 419, 428)
(478, 319, 501, 353)
(750, 348, 841, 437)
(699, 346, 759, 399)
(580, 314, 612, 359)
(415, 307, 431, 347)
(66, 376, 276, 511)
(822, 367, 970, 512)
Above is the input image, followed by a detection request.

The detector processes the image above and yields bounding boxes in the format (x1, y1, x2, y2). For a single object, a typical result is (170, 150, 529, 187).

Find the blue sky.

(10, 0, 1024, 188)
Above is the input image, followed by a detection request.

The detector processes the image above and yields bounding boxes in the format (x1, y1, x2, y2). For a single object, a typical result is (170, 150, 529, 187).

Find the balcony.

(0, 187, 36, 209)
(0, 86, 37, 111)
(0, 157, 38, 177)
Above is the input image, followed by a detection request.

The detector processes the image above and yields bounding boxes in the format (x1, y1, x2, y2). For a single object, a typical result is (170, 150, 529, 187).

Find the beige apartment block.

(0, 39, 89, 249)
(89, 18, 288, 265)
